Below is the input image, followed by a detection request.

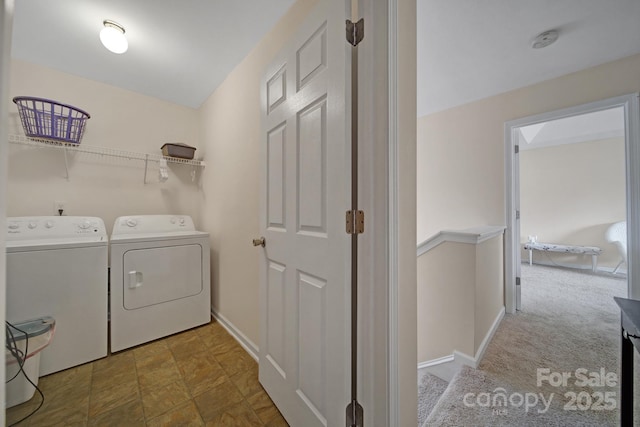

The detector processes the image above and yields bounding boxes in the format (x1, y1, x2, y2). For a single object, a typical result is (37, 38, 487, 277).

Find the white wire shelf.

(8, 134, 206, 167)
(8, 134, 205, 183)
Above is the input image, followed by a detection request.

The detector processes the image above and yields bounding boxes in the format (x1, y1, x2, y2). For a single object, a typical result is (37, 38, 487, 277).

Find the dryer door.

(122, 244, 203, 310)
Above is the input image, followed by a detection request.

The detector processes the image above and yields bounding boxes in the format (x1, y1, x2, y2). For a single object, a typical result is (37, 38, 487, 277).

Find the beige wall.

(417, 242, 475, 360)
(417, 234, 504, 363)
(520, 137, 626, 269)
(198, 0, 318, 347)
(7, 60, 202, 232)
(474, 236, 504, 354)
(417, 54, 640, 243)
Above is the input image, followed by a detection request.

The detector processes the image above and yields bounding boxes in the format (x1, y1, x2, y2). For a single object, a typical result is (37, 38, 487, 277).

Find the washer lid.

(6, 216, 108, 250)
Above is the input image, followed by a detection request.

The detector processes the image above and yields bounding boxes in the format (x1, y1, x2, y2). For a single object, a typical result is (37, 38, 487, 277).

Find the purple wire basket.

(13, 96, 91, 144)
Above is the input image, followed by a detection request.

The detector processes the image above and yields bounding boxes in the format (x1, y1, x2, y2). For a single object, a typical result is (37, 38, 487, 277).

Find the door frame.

(386, 0, 417, 424)
(504, 93, 640, 313)
(357, 0, 416, 424)
(0, 1, 15, 422)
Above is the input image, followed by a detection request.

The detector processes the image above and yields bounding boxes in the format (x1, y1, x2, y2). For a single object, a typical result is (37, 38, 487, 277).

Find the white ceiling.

(11, 0, 296, 109)
(10, 1, 640, 114)
(518, 107, 625, 151)
(417, 0, 640, 117)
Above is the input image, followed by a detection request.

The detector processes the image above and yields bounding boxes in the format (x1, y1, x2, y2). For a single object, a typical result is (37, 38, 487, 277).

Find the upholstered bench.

(523, 242, 602, 272)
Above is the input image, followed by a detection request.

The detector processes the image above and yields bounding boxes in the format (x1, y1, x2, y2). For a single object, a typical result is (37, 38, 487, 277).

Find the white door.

(258, 1, 350, 426)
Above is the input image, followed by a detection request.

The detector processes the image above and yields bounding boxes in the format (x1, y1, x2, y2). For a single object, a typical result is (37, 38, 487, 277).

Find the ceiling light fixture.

(531, 30, 559, 49)
(100, 20, 128, 54)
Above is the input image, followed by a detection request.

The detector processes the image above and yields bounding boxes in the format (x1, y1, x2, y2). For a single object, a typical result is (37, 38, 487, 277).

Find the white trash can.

(5, 317, 55, 408)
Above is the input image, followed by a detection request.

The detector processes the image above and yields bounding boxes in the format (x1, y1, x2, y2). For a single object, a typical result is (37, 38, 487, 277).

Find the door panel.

(266, 261, 287, 378)
(297, 23, 327, 90)
(297, 271, 326, 419)
(267, 66, 287, 113)
(298, 97, 327, 234)
(259, 2, 349, 426)
(268, 123, 287, 230)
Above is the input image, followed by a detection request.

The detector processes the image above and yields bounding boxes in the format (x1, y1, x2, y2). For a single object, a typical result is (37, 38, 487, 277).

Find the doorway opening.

(518, 106, 626, 305)
(505, 93, 640, 313)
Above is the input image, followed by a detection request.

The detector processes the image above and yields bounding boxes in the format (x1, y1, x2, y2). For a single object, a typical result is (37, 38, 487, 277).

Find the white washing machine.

(109, 215, 211, 352)
(6, 216, 108, 375)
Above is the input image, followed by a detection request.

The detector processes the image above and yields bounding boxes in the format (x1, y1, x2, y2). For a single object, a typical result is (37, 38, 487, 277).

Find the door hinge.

(515, 144, 520, 154)
(516, 210, 520, 220)
(346, 210, 364, 234)
(346, 400, 364, 426)
(516, 277, 521, 286)
(346, 19, 364, 46)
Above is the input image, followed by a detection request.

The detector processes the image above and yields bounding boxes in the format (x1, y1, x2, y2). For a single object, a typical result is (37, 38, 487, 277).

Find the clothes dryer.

(109, 215, 211, 352)
(6, 216, 108, 375)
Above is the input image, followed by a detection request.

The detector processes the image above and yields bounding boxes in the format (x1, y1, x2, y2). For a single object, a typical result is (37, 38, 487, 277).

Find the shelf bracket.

(63, 146, 70, 181)
(143, 154, 149, 184)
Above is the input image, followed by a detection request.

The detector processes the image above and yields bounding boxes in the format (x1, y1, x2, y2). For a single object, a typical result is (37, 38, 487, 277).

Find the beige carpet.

(418, 372, 449, 425)
(424, 264, 633, 426)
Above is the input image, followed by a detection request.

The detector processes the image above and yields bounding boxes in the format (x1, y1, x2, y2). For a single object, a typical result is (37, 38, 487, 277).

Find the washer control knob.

(126, 218, 138, 227)
(170, 217, 177, 224)
(79, 221, 92, 230)
(45, 221, 54, 228)
(179, 218, 185, 225)
(8, 223, 19, 230)
(28, 221, 38, 229)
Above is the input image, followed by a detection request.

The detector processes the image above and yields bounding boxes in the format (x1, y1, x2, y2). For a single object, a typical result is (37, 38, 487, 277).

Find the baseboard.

(211, 309, 259, 362)
(453, 306, 505, 369)
(417, 354, 460, 382)
(417, 354, 454, 370)
(474, 306, 505, 365)
(453, 350, 476, 368)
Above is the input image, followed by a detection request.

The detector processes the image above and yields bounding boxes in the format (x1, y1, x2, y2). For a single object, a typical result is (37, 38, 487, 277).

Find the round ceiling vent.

(531, 30, 559, 49)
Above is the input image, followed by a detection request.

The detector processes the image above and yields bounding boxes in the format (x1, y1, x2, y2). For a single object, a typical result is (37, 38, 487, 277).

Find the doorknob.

(253, 237, 266, 247)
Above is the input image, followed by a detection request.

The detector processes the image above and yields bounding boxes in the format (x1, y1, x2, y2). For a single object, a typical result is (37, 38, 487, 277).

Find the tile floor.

(6, 318, 288, 426)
